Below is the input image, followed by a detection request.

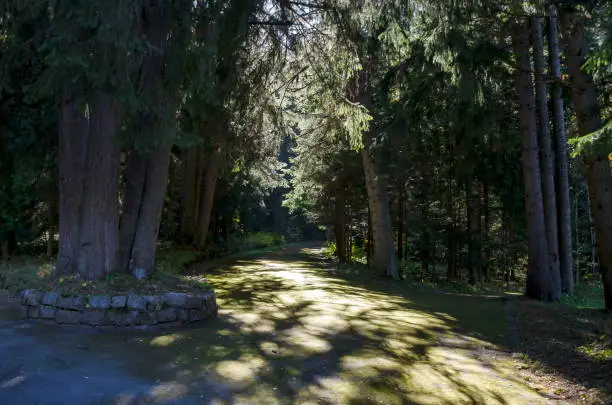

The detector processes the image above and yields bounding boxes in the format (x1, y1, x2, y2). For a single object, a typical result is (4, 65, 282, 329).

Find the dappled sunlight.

(150, 333, 183, 347)
(20, 244, 550, 404)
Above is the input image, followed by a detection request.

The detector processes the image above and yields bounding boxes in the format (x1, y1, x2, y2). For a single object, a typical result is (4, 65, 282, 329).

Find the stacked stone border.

(19, 289, 217, 329)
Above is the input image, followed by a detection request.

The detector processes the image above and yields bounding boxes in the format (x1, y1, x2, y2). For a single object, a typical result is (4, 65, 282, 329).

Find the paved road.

(0, 244, 556, 404)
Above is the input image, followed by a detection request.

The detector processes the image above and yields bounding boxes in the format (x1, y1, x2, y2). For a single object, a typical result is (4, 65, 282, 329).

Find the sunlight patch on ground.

(148, 381, 190, 402)
(213, 355, 269, 390)
(150, 333, 183, 347)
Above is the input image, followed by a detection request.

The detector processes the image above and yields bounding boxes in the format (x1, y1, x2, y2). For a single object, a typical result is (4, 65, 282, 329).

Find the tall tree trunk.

(334, 187, 348, 263)
(361, 135, 399, 279)
(397, 188, 404, 260)
(194, 157, 220, 249)
(560, 7, 612, 310)
(1, 240, 8, 261)
(78, 93, 122, 280)
(56, 88, 89, 276)
(119, 152, 147, 271)
(446, 169, 459, 281)
(482, 179, 490, 282)
(47, 191, 57, 258)
(532, 16, 562, 296)
(366, 206, 372, 267)
(119, 6, 175, 278)
(512, 19, 557, 301)
(127, 145, 173, 278)
(180, 147, 199, 240)
(549, 5, 574, 294)
(466, 178, 482, 284)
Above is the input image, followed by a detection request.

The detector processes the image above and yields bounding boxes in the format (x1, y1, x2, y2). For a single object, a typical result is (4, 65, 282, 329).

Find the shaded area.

(0, 244, 554, 404)
(513, 299, 611, 404)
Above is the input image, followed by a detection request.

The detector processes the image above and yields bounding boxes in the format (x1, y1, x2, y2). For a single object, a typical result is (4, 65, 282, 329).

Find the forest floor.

(0, 243, 608, 404)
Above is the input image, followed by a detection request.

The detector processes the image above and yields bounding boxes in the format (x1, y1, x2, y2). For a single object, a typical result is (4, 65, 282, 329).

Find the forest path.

(0, 243, 561, 404)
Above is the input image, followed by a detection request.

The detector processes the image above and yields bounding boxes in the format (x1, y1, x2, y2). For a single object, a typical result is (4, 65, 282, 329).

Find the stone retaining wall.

(19, 289, 217, 329)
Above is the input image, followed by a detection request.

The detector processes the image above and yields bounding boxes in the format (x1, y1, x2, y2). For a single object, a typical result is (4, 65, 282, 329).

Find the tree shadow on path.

(4, 244, 557, 404)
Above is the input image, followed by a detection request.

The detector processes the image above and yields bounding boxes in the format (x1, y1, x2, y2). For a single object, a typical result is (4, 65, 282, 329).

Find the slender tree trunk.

(194, 157, 220, 249)
(446, 171, 458, 281)
(367, 206, 372, 267)
(56, 88, 90, 276)
(549, 5, 574, 294)
(466, 178, 482, 284)
(397, 189, 404, 260)
(180, 147, 199, 240)
(512, 19, 557, 301)
(118, 6, 175, 278)
(119, 152, 147, 271)
(47, 191, 57, 258)
(1, 241, 8, 261)
(560, 7, 612, 310)
(361, 135, 399, 279)
(532, 16, 562, 296)
(482, 180, 490, 282)
(334, 187, 348, 263)
(127, 145, 173, 278)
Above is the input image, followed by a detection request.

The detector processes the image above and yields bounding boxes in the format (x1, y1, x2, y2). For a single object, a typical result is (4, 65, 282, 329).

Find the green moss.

(0, 255, 213, 296)
(576, 336, 612, 361)
(560, 284, 606, 309)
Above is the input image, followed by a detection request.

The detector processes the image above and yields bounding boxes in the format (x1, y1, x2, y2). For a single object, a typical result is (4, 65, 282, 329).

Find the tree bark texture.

(512, 19, 558, 301)
(397, 189, 404, 261)
(194, 156, 220, 249)
(482, 180, 490, 282)
(361, 136, 399, 279)
(466, 179, 482, 285)
(334, 187, 348, 263)
(532, 16, 562, 296)
(548, 5, 574, 294)
(56, 88, 89, 276)
(560, 7, 612, 309)
(180, 146, 199, 240)
(77, 93, 122, 280)
(118, 5, 175, 278)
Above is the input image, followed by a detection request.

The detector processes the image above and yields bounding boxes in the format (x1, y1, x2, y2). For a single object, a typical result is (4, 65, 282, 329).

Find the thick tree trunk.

(77, 93, 121, 280)
(56, 88, 90, 276)
(361, 135, 399, 279)
(512, 19, 558, 301)
(466, 179, 482, 284)
(549, 5, 574, 294)
(560, 8, 612, 310)
(532, 16, 562, 295)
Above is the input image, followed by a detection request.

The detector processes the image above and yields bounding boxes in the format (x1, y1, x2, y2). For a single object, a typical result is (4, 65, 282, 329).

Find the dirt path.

(0, 244, 561, 404)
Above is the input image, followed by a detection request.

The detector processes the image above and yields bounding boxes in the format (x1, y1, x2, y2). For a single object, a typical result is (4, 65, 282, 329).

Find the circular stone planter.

(19, 289, 217, 329)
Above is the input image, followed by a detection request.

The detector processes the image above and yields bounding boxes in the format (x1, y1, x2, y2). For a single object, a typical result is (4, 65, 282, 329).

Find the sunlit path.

(0, 244, 559, 404)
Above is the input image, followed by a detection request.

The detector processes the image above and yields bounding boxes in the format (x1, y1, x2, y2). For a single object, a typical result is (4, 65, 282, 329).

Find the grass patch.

(561, 283, 606, 309)
(0, 249, 211, 296)
(576, 337, 612, 362)
(515, 298, 612, 404)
